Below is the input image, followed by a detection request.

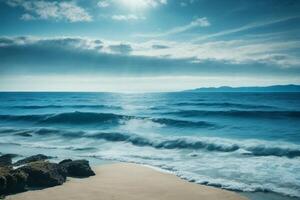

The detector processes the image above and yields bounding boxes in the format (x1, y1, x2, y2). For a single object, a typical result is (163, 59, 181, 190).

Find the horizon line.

(0, 84, 299, 93)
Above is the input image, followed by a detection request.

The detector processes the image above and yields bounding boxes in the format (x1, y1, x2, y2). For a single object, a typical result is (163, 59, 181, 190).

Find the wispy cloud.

(112, 14, 145, 21)
(193, 15, 300, 41)
(136, 17, 210, 38)
(98, 0, 167, 9)
(130, 36, 300, 67)
(179, 0, 196, 7)
(97, 0, 110, 8)
(134, 0, 167, 8)
(6, 0, 92, 22)
(20, 13, 35, 21)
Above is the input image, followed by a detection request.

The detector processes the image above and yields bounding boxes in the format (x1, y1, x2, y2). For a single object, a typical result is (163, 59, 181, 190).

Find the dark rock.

(6, 170, 27, 193)
(59, 159, 72, 165)
(0, 168, 8, 194)
(14, 154, 51, 166)
(59, 160, 95, 177)
(0, 167, 27, 195)
(0, 154, 18, 167)
(19, 161, 67, 188)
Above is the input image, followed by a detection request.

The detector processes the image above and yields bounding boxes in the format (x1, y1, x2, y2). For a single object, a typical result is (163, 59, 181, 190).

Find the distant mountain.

(185, 84, 300, 92)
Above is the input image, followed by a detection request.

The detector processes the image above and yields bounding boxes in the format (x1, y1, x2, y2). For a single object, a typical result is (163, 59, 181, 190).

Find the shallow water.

(0, 92, 299, 200)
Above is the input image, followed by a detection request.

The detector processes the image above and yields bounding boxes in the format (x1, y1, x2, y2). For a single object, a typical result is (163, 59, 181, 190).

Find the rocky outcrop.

(59, 159, 72, 165)
(0, 154, 95, 198)
(0, 167, 28, 195)
(0, 154, 18, 167)
(59, 159, 95, 177)
(18, 161, 67, 188)
(14, 154, 51, 166)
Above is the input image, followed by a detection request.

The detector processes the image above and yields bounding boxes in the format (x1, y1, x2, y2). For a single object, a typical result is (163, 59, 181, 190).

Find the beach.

(6, 163, 248, 200)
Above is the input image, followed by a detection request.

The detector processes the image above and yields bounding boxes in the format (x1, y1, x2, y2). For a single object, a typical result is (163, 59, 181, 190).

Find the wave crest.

(166, 110, 300, 119)
(173, 102, 276, 109)
(66, 131, 300, 158)
(0, 112, 218, 128)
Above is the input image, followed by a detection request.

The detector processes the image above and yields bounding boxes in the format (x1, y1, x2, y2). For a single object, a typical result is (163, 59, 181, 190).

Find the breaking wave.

(3, 127, 300, 158)
(85, 133, 300, 158)
(0, 112, 218, 128)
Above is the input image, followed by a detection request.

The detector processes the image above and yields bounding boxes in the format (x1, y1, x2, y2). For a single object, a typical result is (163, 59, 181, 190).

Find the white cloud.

(112, 14, 145, 21)
(97, 0, 110, 8)
(6, 0, 92, 22)
(129, 0, 167, 8)
(101, 0, 167, 9)
(136, 17, 210, 38)
(20, 13, 35, 21)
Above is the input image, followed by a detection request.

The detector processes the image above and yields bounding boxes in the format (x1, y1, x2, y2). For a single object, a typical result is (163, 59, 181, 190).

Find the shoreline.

(6, 162, 248, 200)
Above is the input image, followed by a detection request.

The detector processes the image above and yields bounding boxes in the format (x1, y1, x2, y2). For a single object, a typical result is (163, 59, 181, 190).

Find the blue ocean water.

(0, 92, 299, 199)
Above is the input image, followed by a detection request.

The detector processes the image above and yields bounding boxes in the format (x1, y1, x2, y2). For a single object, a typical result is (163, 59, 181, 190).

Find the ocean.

(0, 92, 299, 200)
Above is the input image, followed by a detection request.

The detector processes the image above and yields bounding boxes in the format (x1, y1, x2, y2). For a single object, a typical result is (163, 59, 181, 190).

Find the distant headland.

(185, 84, 300, 92)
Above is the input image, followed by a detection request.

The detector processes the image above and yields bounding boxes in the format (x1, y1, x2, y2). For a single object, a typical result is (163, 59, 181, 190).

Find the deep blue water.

(0, 92, 299, 199)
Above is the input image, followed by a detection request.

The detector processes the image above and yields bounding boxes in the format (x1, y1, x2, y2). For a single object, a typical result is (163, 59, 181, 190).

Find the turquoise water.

(0, 92, 299, 199)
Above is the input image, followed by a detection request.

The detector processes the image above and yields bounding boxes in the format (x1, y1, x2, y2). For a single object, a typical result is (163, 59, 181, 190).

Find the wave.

(151, 118, 217, 128)
(27, 129, 297, 158)
(11, 105, 64, 109)
(0, 112, 218, 128)
(177, 172, 300, 198)
(245, 146, 300, 157)
(0, 114, 49, 122)
(0, 128, 22, 134)
(3, 126, 299, 158)
(87, 133, 300, 158)
(166, 110, 300, 119)
(10, 104, 122, 110)
(40, 112, 130, 124)
(1, 126, 300, 158)
(173, 102, 276, 109)
(0, 111, 132, 125)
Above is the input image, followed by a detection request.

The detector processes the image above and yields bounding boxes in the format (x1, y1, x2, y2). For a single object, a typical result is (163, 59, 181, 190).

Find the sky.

(0, 0, 300, 92)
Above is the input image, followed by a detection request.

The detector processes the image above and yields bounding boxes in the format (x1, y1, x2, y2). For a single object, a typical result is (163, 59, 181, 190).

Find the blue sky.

(0, 0, 300, 92)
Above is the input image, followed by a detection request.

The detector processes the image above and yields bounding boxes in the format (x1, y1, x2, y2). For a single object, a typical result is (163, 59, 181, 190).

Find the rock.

(0, 167, 27, 195)
(6, 170, 28, 194)
(59, 159, 72, 165)
(0, 168, 8, 194)
(0, 154, 18, 167)
(19, 161, 67, 188)
(59, 159, 95, 177)
(14, 154, 51, 166)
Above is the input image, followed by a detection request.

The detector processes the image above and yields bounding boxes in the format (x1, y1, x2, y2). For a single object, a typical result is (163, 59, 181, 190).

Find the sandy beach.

(6, 163, 248, 200)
